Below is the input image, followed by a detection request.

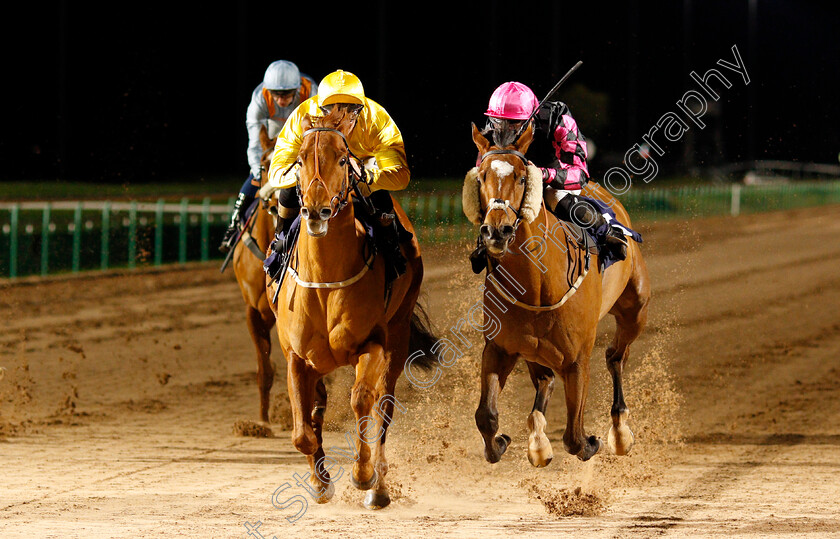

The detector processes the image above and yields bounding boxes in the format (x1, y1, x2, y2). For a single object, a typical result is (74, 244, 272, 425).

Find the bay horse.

(231, 125, 278, 423)
(463, 123, 650, 466)
(266, 106, 437, 509)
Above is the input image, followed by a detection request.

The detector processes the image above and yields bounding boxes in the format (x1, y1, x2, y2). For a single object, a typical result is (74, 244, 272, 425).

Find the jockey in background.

(479, 81, 628, 261)
(267, 69, 410, 278)
(220, 60, 318, 252)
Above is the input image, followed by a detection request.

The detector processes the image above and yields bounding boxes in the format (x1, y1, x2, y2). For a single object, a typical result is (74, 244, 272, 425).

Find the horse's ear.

(301, 114, 313, 132)
(471, 122, 491, 155)
(515, 123, 534, 155)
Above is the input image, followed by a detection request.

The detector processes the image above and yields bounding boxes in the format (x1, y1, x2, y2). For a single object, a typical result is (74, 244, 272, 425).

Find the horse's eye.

(339, 157, 347, 166)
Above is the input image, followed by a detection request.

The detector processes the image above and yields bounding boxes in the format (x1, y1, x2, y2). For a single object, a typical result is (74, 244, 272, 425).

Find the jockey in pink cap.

(478, 81, 629, 263)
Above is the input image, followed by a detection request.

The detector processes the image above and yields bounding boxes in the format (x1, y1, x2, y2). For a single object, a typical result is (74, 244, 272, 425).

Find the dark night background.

(2, 1, 837, 188)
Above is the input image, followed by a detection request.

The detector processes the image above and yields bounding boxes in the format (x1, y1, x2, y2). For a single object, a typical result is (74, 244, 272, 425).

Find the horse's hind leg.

(287, 353, 334, 503)
(606, 277, 650, 456)
(475, 341, 518, 463)
(525, 361, 555, 467)
(350, 340, 388, 492)
(246, 305, 275, 423)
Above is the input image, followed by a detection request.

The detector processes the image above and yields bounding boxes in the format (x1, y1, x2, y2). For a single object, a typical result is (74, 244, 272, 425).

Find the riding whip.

(514, 60, 583, 140)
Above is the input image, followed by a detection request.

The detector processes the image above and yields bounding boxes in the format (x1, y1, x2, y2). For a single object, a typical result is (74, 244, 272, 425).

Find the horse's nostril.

(480, 224, 492, 238)
(300, 208, 310, 219)
(500, 225, 514, 237)
(319, 208, 332, 220)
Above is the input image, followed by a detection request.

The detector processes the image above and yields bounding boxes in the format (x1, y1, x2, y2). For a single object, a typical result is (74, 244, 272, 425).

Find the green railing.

(0, 198, 232, 279)
(2, 181, 840, 279)
(617, 181, 840, 222)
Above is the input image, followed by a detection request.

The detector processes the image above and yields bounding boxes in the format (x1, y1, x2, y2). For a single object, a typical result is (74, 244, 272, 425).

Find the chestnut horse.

(231, 125, 278, 423)
(267, 106, 436, 509)
(464, 123, 650, 466)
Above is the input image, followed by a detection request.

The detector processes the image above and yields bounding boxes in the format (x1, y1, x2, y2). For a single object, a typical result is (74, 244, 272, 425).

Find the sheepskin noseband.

(462, 164, 543, 225)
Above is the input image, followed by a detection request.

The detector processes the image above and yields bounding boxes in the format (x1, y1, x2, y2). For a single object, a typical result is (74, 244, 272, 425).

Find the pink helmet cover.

(485, 82, 539, 120)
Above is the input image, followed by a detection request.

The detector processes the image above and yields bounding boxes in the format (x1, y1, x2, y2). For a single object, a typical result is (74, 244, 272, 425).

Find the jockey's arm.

(267, 105, 306, 189)
(245, 90, 269, 178)
(361, 101, 409, 193)
(267, 98, 410, 192)
(540, 107, 590, 191)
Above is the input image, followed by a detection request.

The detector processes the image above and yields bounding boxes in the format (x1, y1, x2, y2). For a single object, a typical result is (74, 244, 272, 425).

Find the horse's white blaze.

(490, 160, 515, 191)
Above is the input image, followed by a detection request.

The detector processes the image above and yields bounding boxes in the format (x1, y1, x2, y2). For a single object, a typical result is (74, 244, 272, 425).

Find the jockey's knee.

(552, 193, 574, 221)
(239, 174, 261, 198)
(369, 189, 394, 213)
(570, 200, 600, 228)
(277, 187, 300, 212)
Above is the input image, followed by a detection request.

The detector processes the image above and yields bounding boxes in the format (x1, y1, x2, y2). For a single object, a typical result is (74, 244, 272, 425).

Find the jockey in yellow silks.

(267, 69, 409, 197)
(266, 69, 411, 280)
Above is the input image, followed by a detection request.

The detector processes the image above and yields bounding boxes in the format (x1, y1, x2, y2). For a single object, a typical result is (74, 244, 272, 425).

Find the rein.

(296, 127, 361, 219)
(275, 125, 377, 292)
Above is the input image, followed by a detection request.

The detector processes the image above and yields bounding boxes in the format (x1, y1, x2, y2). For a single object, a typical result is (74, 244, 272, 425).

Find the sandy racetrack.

(2, 205, 840, 538)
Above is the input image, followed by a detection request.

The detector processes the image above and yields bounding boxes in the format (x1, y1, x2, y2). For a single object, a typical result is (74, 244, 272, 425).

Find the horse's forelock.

(313, 105, 357, 137)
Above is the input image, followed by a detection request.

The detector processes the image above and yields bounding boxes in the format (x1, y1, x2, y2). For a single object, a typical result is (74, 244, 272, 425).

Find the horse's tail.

(407, 301, 441, 370)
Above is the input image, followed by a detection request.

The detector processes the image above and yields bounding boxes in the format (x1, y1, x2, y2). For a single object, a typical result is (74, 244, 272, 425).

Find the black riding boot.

(220, 192, 249, 253)
(369, 190, 407, 281)
(554, 194, 627, 261)
(264, 205, 301, 283)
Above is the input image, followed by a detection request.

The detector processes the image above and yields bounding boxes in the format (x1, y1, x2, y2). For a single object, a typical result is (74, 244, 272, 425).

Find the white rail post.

(731, 184, 742, 216)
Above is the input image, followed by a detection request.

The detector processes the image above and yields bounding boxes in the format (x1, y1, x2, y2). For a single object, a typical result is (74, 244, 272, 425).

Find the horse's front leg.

(287, 353, 334, 503)
(350, 340, 388, 492)
(525, 360, 555, 467)
(475, 341, 518, 463)
(560, 351, 601, 461)
(362, 358, 403, 510)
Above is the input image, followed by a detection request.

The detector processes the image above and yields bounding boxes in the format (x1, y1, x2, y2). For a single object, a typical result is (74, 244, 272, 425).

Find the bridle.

(478, 148, 590, 311)
(478, 148, 530, 236)
(293, 126, 365, 220)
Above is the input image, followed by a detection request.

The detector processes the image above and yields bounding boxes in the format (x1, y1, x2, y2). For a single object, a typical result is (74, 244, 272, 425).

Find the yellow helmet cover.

(318, 70, 365, 106)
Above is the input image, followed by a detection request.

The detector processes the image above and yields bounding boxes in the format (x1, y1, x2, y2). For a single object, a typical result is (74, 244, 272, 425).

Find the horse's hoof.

(350, 470, 378, 491)
(577, 435, 602, 461)
(607, 424, 635, 456)
(313, 481, 335, 504)
(364, 489, 391, 510)
(527, 448, 554, 468)
(527, 437, 554, 468)
(484, 434, 511, 464)
(528, 452, 553, 468)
